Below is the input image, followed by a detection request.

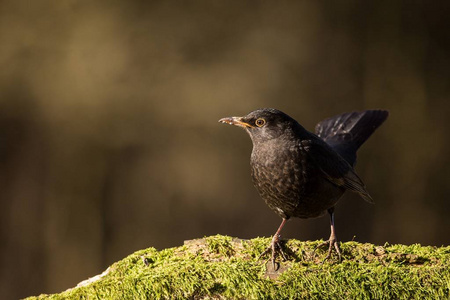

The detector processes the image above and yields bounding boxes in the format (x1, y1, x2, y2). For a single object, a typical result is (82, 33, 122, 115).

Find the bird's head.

(219, 108, 300, 144)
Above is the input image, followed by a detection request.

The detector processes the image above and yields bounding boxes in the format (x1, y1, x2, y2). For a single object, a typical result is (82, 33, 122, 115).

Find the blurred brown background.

(1, 0, 449, 298)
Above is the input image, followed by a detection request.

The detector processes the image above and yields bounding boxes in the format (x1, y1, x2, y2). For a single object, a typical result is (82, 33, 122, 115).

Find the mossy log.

(27, 235, 450, 299)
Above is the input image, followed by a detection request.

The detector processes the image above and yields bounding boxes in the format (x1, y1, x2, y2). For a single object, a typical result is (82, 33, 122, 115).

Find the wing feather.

(301, 138, 374, 203)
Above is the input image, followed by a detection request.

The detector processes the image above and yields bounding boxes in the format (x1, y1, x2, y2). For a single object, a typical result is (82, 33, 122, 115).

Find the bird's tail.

(315, 110, 389, 166)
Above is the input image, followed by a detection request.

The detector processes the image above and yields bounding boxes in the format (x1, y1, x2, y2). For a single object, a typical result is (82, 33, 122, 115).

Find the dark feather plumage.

(315, 110, 389, 166)
(219, 108, 388, 265)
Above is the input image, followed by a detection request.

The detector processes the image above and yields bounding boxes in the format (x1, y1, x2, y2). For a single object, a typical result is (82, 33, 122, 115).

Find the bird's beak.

(219, 116, 254, 128)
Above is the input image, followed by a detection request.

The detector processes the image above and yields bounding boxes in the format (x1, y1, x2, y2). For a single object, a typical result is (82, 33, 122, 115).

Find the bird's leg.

(315, 207, 342, 262)
(259, 218, 288, 270)
(325, 207, 342, 261)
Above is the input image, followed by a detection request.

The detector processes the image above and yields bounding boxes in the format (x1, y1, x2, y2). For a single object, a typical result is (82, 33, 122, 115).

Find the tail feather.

(315, 110, 389, 166)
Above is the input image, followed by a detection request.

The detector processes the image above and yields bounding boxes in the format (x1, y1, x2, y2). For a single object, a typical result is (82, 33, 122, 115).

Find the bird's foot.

(314, 237, 342, 263)
(258, 235, 287, 271)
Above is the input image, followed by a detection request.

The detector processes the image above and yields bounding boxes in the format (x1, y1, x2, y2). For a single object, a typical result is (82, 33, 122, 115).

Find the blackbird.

(219, 108, 388, 266)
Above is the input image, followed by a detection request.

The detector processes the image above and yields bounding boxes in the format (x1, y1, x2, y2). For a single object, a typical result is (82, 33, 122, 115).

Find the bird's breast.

(250, 139, 344, 219)
(250, 142, 305, 217)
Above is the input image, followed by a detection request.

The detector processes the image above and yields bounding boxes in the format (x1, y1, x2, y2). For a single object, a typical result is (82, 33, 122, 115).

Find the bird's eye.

(255, 118, 266, 127)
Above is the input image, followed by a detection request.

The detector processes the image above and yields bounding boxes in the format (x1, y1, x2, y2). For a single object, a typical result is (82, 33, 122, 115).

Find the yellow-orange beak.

(219, 116, 253, 128)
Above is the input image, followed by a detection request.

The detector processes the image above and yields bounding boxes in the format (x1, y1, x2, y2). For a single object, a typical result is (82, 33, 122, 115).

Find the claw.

(258, 219, 288, 271)
(314, 239, 342, 263)
(314, 207, 342, 263)
(259, 236, 287, 270)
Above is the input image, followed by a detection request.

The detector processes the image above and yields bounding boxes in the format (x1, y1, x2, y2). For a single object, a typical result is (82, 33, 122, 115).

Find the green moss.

(27, 235, 450, 299)
(204, 235, 235, 257)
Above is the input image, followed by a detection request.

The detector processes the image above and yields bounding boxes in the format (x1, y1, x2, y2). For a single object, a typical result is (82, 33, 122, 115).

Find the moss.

(27, 235, 450, 299)
(204, 235, 235, 257)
